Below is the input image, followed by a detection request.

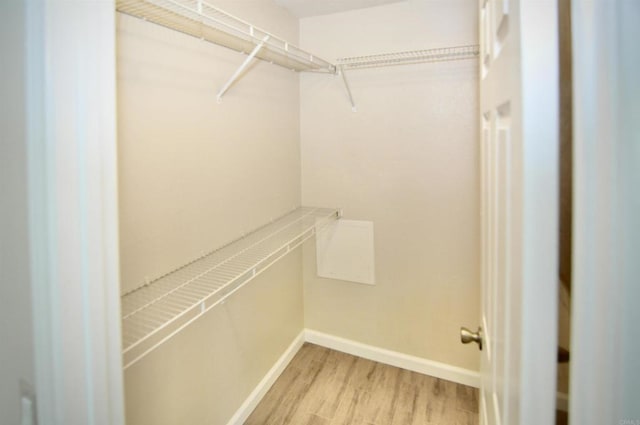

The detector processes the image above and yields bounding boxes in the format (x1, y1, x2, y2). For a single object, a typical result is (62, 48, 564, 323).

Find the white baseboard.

(226, 330, 306, 425)
(304, 329, 481, 388)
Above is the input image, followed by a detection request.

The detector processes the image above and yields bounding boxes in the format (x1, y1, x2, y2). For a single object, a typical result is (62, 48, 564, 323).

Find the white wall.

(300, 0, 480, 371)
(117, 2, 304, 423)
(0, 1, 36, 423)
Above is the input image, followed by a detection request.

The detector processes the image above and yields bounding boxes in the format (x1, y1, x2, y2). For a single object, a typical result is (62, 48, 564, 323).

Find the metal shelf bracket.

(339, 66, 357, 113)
(217, 35, 270, 103)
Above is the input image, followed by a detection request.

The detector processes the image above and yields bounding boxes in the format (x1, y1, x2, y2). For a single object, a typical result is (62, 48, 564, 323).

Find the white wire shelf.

(121, 206, 340, 369)
(116, 0, 336, 73)
(337, 45, 480, 70)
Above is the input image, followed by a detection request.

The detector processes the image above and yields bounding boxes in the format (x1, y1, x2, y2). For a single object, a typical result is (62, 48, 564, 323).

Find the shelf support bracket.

(217, 35, 270, 103)
(339, 65, 357, 112)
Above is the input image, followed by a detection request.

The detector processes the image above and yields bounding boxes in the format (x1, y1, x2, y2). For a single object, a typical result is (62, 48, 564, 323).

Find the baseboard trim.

(226, 330, 306, 425)
(304, 329, 481, 388)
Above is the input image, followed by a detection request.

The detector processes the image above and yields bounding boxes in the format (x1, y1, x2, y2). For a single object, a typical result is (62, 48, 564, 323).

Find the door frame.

(25, 0, 125, 423)
(516, 1, 561, 423)
(570, 0, 640, 423)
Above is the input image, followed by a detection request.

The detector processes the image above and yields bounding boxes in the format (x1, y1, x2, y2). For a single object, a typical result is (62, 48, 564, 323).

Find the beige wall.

(0, 1, 36, 422)
(117, 3, 303, 423)
(117, 7, 300, 293)
(124, 252, 303, 425)
(119, 1, 482, 421)
(300, 0, 481, 371)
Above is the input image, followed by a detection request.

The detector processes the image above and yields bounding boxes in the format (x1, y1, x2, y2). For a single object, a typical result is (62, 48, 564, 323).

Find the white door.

(477, 0, 559, 424)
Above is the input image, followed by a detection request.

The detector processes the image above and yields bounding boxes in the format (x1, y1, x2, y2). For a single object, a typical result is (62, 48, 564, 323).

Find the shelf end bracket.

(339, 65, 357, 112)
(217, 35, 270, 103)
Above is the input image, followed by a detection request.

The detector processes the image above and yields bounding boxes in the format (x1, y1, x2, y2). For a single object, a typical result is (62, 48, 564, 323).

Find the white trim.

(226, 331, 306, 425)
(25, 0, 55, 420)
(304, 329, 481, 388)
(571, 0, 640, 423)
(518, 1, 560, 423)
(25, 0, 124, 423)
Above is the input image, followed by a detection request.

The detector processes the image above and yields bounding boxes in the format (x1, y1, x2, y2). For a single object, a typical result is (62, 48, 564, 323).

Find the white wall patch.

(316, 219, 375, 285)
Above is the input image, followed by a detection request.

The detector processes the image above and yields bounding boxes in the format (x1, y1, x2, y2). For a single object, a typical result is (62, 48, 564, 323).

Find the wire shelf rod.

(140, 309, 174, 323)
(136, 315, 166, 329)
(121, 213, 327, 369)
(179, 284, 221, 298)
(122, 207, 317, 297)
(121, 207, 339, 367)
(180, 285, 215, 297)
(195, 277, 228, 287)
(170, 290, 203, 303)
(122, 208, 323, 319)
(116, 0, 335, 73)
(338, 45, 480, 70)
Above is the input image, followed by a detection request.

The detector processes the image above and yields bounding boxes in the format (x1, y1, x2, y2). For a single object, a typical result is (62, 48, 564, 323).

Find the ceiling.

(275, 0, 406, 18)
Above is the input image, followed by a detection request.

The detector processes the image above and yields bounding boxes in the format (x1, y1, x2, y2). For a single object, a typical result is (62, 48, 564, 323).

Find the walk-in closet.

(117, 0, 480, 425)
(117, 1, 481, 423)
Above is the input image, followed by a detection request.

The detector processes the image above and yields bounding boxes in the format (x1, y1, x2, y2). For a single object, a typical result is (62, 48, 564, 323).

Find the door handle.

(460, 326, 483, 351)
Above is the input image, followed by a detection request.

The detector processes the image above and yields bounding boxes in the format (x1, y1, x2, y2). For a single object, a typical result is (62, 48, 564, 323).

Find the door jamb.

(25, 0, 125, 423)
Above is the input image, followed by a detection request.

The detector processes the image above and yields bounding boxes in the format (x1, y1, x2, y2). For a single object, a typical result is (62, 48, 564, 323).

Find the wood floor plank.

(421, 372, 468, 424)
(360, 360, 399, 424)
(288, 343, 328, 371)
(314, 355, 358, 420)
(455, 383, 479, 413)
(244, 365, 303, 425)
(389, 382, 419, 425)
(292, 359, 343, 420)
(331, 386, 375, 425)
(307, 414, 330, 425)
(279, 359, 334, 424)
(347, 357, 379, 391)
(408, 377, 431, 425)
(454, 408, 480, 425)
(245, 344, 479, 425)
(262, 369, 311, 425)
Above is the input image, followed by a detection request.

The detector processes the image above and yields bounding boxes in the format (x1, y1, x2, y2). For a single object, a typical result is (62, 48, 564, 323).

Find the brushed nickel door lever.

(460, 326, 483, 350)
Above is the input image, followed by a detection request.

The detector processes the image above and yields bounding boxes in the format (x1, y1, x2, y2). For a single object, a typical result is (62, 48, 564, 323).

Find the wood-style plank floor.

(245, 343, 479, 425)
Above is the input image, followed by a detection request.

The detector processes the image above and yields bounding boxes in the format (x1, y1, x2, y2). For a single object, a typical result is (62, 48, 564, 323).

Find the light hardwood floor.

(245, 343, 479, 425)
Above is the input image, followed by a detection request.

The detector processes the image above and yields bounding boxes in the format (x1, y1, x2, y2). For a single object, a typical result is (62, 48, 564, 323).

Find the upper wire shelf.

(337, 45, 480, 70)
(120, 206, 340, 369)
(116, 0, 336, 73)
(117, 0, 476, 107)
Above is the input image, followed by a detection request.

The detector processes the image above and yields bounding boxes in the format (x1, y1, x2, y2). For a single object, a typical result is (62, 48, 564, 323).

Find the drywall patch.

(315, 219, 375, 285)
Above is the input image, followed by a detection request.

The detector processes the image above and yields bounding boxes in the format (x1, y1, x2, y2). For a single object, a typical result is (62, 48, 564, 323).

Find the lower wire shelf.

(121, 206, 340, 369)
